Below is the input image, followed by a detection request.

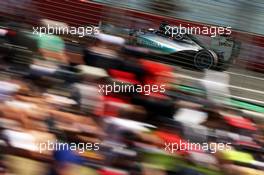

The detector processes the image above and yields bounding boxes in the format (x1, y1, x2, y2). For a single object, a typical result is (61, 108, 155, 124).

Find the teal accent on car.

(137, 33, 202, 54)
(137, 34, 176, 54)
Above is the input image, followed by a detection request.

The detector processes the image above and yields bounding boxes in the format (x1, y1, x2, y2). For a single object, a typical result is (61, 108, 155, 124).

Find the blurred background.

(0, 0, 264, 175)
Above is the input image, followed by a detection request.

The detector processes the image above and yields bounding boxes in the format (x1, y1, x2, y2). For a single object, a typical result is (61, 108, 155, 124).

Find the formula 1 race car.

(100, 22, 237, 71)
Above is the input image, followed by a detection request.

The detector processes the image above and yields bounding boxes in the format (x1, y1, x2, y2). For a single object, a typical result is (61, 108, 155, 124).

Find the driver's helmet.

(148, 28, 155, 32)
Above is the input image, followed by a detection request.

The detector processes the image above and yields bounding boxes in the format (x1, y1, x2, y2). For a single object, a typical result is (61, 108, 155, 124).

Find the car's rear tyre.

(194, 49, 218, 70)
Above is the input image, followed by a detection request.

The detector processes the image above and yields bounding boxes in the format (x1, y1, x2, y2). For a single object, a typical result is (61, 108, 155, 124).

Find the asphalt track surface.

(175, 66, 264, 105)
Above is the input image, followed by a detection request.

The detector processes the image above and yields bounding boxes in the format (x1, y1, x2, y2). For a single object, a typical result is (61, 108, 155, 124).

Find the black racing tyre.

(194, 49, 218, 70)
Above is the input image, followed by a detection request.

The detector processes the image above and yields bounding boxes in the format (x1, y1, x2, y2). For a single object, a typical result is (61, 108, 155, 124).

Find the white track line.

(225, 71, 264, 81)
(176, 73, 264, 105)
(177, 74, 264, 95)
(226, 94, 264, 106)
